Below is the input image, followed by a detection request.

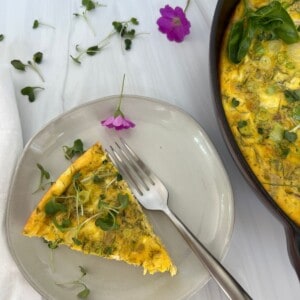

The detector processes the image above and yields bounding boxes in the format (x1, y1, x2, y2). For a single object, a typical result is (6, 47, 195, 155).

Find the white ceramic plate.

(6, 95, 234, 300)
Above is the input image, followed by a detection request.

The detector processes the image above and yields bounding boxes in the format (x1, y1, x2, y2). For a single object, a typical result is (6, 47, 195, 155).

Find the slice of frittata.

(23, 142, 177, 276)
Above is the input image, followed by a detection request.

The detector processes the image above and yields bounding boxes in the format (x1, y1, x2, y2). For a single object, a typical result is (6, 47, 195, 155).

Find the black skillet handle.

(285, 225, 300, 280)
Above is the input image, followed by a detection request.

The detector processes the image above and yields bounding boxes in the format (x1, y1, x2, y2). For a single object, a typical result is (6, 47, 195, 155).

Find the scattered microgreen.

(112, 17, 140, 50)
(11, 51, 45, 82)
(227, 1, 299, 64)
(34, 163, 51, 192)
(70, 42, 109, 64)
(53, 217, 72, 232)
(71, 17, 142, 64)
(11, 60, 26, 71)
(56, 266, 90, 299)
(82, 0, 99, 11)
(33, 19, 55, 29)
(0, 34, 4, 41)
(72, 172, 84, 227)
(95, 212, 119, 231)
(73, 1, 106, 36)
(21, 86, 44, 102)
(63, 139, 84, 160)
(95, 193, 129, 231)
(33, 51, 43, 64)
(45, 238, 62, 249)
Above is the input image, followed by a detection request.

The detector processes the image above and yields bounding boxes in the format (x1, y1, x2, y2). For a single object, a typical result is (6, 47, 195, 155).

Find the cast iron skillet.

(209, 0, 300, 280)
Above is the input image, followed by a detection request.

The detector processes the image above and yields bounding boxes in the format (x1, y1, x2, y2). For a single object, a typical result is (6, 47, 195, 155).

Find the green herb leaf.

(33, 51, 43, 64)
(77, 286, 90, 299)
(45, 198, 67, 216)
(284, 131, 297, 142)
(231, 98, 240, 107)
(117, 193, 129, 210)
(33, 19, 39, 28)
(237, 120, 247, 128)
(292, 105, 300, 121)
(47, 239, 62, 249)
(112, 21, 123, 33)
(227, 20, 245, 64)
(53, 217, 71, 232)
(116, 173, 123, 181)
(95, 213, 119, 231)
(284, 89, 300, 102)
(124, 38, 132, 50)
(0, 34, 4, 41)
(82, 0, 96, 11)
(255, 1, 299, 44)
(130, 17, 139, 25)
(11, 59, 26, 71)
(21, 86, 44, 102)
(63, 139, 84, 160)
(72, 237, 83, 245)
(86, 45, 100, 56)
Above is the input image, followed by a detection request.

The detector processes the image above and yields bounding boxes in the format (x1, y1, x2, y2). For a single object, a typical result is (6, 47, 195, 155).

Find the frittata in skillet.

(220, 0, 300, 225)
(23, 142, 177, 276)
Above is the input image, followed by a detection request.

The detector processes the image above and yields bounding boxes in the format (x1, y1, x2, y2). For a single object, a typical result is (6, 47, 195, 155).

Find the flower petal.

(157, 5, 191, 43)
(101, 116, 115, 128)
(123, 118, 135, 129)
(113, 115, 124, 127)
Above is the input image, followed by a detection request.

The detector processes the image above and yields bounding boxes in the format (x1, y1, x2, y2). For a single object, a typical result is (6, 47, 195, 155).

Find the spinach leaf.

(227, 1, 299, 64)
(227, 20, 245, 64)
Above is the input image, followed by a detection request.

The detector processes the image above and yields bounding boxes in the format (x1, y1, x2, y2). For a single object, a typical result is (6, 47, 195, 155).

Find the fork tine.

(109, 140, 154, 196)
(119, 138, 155, 185)
(108, 146, 143, 196)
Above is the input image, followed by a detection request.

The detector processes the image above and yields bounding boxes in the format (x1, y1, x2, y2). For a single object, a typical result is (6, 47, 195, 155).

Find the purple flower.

(101, 115, 135, 131)
(157, 5, 191, 43)
(101, 74, 135, 131)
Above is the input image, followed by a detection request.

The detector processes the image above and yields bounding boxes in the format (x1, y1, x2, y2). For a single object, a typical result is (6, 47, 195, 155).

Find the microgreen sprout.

(56, 266, 90, 299)
(70, 41, 109, 64)
(112, 17, 140, 50)
(11, 51, 45, 82)
(0, 34, 4, 41)
(73, 0, 106, 36)
(95, 193, 129, 231)
(33, 19, 55, 29)
(72, 172, 84, 226)
(62, 139, 85, 160)
(71, 17, 142, 64)
(34, 163, 51, 192)
(21, 86, 44, 102)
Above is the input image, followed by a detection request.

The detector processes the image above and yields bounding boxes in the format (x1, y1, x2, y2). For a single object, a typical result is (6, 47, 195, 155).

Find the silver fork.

(108, 138, 252, 300)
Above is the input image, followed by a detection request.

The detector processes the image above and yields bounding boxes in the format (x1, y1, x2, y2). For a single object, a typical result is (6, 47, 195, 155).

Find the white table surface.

(0, 0, 299, 299)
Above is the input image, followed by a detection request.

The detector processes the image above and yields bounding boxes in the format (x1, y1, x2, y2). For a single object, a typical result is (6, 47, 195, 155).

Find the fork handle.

(164, 207, 252, 300)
